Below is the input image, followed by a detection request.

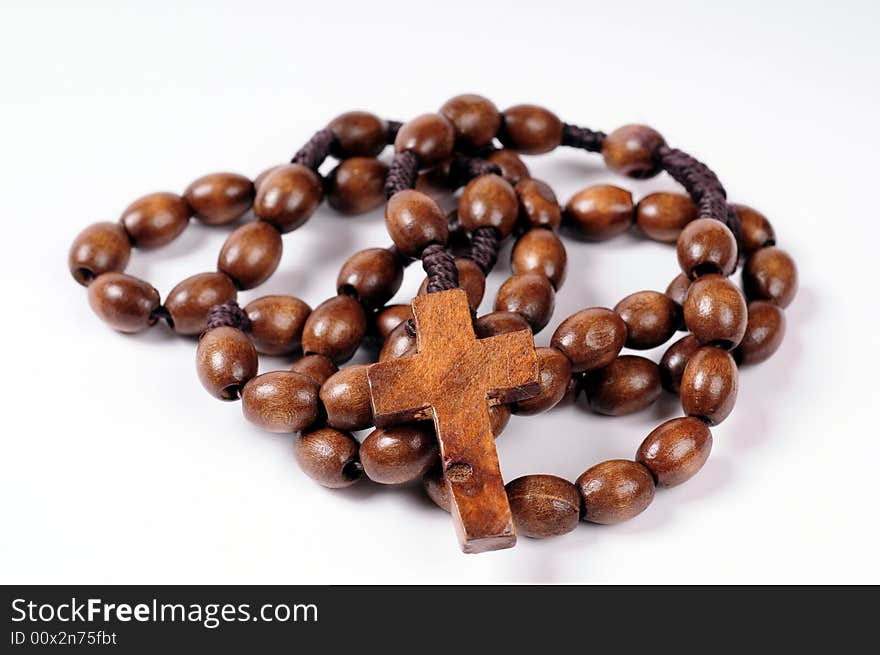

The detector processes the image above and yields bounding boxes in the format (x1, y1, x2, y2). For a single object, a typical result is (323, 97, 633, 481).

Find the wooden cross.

(367, 288, 540, 553)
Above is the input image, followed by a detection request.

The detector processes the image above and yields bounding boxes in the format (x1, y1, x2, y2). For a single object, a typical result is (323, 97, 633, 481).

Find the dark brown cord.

(150, 304, 172, 327)
(448, 156, 503, 187)
(466, 226, 501, 275)
(205, 302, 251, 333)
(386, 120, 402, 142)
(561, 123, 607, 152)
(422, 243, 459, 293)
(292, 127, 335, 171)
(384, 150, 419, 198)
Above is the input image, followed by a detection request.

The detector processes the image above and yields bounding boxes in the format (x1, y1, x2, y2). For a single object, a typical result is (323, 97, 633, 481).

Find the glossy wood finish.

(379, 320, 417, 362)
(732, 204, 776, 254)
(564, 185, 634, 241)
(583, 355, 662, 416)
(367, 289, 539, 553)
(494, 273, 555, 333)
(665, 273, 692, 316)
(241, 371, 320, 433)
(327, 157, 388, 215)
(486, 149, 530, 183)
(676, 218, 738, 278)
(360, 423, 439, 484)
(735, 300, 787, 365)
(321, 364, 373, 431)
(196, 326, 258, 400)
(743, 247, 798, 308)
(636, 417, 712, 487)
(87, 272, 160, 333)
(550, 307, 627, 372)
(513, 347, 573, 415)
(602, 124, 665, 178)
(659, 334, 701, 394)
(636, 192, 697, 242)
(440, 94, 501, 150)
(418, 257, 485, 310)
(301, 294, 367, 364)
(489, 404, 511, 438)
(217, 221, 282, 290)
(253, 163, 322, 233)
(499, 104, 562, 154)
(290, 353, 338, 386)
(576, 459, 655, 524)
(683, 274, 748, 349)
(295, 427, 362, 488)
(119, 192, 190, 249)
(511, 228, 567, 289)
(384, 189, 448, 257)
(69, 222, 131, 286)
(394, 113, 455, 166)
(375, 304, 412, 340)
(164, 272, 237, 336)
(458, 174, 519, 238)
(506, 475, 581, 538)
(475, 311, 531, 339)
(614, 290, 680, 350)
(244, 294, 311, 355)
(680, 346, 738, 425)
(337, 247, 403, 307)
(423, 465, 451, 512)
(184, 172, 254, 225)
(328, 111, 388, 158)
(515, 178, 562, 231)
(254, 165, 282, 190)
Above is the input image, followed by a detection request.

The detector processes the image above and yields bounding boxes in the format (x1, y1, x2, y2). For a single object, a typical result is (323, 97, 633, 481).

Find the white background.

(1, 0, 878, 584)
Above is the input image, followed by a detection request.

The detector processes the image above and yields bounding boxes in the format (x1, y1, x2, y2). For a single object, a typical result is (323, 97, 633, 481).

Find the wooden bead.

(241, 371, 319, 433)
(565, 185, 634, 241)
(511, 228, 567, 289)
(217, 221, 282, 290)
(328, 111, 388, 158)
(743, 247, 798, 308)
(487, 149, 530, 183)
(196, 326, 258, 400)
(184, 172, 254, 225)
(677, 218, 738, 278)
(440, 93, 501, 150)
(583, 355, 662, 416)
(384, 190, 448, 257)
(320, 364, 373, 431)
(683, 274, 748, 349)
(557, 373, 581, 407)
(636, 417, 712, 487)
(659, 334, 701, 394)
(614, 290, 680, 350)
(360, 423, 438, 484)
(665, 273, 692, 309)
(119, 192, 190, 249)
(394, 113, 455, 166)
(681, 346, 738, 425)
(458, 174, 519, 238)
(513, 347, 572, 415)
(423, 465, 451, 512)
(494, 273, 555, 333)
(602, 125, 665, 178)
(244, 295, 311, 355)
(87, 272, 160, 333)
(636, 192, 697, 242)
(337, 247, 403, 307)
(290, 354, 337, 386)
(732, 204, 775, 254)
(253, 165, 281, 190)
(506, 474, 581, 538)
(301, 294, 367, 364)
(327, 157, 388, 215)
(499, 104, 562, 154)
(515, 178, 562, 231)
(375, 304, 412, 340)
(164, 272, 237, 336)
(69, 222, 131, 286)
(735, 300, 786, 365)
(418, 258, 485, 310)
(550, 308, 627, 373)
(379, 320, 417, 361)
(489, 404, 511, 438)
(474, 311, 530, 339)
(295, 427, 362, 488)
(576, 459, 655, 524)
(253, 163, 322, 233)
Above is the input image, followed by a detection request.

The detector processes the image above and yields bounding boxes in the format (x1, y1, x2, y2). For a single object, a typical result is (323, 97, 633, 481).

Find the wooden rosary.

(68, 95, 798, 553)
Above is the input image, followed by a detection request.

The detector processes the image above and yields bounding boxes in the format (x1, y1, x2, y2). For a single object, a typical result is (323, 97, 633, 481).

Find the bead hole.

(342, 460, 363, 482)
(74, 267, 95, 286)
(692, 262, 722, 278)
(708, 339, 735, 350)
(219, 384, 243, 401)
(337, 284, 360, 301)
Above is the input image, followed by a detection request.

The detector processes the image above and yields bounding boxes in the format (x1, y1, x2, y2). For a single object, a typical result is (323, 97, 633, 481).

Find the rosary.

(68, 95, 798, 553)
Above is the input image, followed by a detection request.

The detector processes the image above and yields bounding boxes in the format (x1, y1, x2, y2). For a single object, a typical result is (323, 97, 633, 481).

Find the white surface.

(1, 0, 878, 584)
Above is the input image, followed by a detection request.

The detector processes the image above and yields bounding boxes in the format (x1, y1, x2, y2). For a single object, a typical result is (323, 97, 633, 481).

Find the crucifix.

(367, 288, 540, 553)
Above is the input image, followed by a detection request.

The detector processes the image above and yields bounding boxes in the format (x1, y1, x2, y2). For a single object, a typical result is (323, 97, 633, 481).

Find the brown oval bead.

(384, 189, 448, 257)
(327, 157, 388, 215)
(87, 272, 160, 333)
(557, 373, 581, 407)
(506, 474, 581, 538)
(320, 365, 373, 431)
(550, 308, 627, 373)
(217, 221, 282, 290)
(338, 247, 403, 307)
(499, 104, 562, 154)
(614, 290, 680, 350)
(659, 334, 701, 394)
(295, 428, 362, 488)
(328, 111, 388, 158)
(439, 93, 501, 150)
(301, 294, 367, 364)
(665, 273, 692, 311)
(677, 218, 738, 278)
(565, 185, 634, 241)
(487, 149, 530, 183)
(489, 404, 511, 438)
(494, 273, 555, 333)
(164, 272, 237, 336)
(732, 204, 776, 254)
(583, 355, 662, 416)
(576, 459, 655, 524)
(419, 258, 485, 310)
(511, 228, 567, 289)
(636, 417, 712, 487)
(743, 247, 798, 308)
(69, 222, 131, 286)
(394, 113, 455, 167)
(681, 347, 738, 425)
(475, 311, 530, 339)
(735, 300, 786, 365)
(513, 347, 572, 415)
(253, 165, 282, 190)
(515, 178, 562, 231)
(119, 192, 190, 249)
(253, 164, 322, 233)
(375, 304, 412, 340)
(360, 423, 438, 484)
(244, 295, 311, 355)
(458, 174, 519, 238)
(423, 465, 451, 512)
(636, 192, 697, 242)
(379, 320, 417, 362)
(683, 274, 748, 349)
(602, 124, 665, 178)
(241, 371, 320, 433)
(196, 326, 258, 400)
(290, 354, 337, 386)
(184, 172, 254, 225)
